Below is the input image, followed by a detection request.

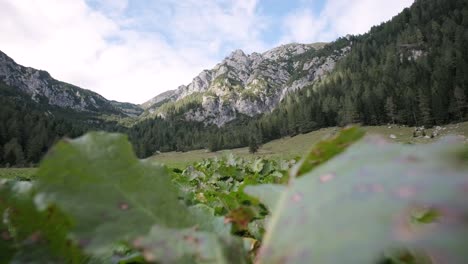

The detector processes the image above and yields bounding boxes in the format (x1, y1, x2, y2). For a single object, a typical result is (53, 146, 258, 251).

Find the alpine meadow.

(1, 0, 468, 263)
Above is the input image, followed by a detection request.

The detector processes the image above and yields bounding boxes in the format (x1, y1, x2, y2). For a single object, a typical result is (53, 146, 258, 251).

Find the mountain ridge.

(140, 41, 348, 126)
(141, 42, 328, 109)
(0, 50, 143, 117)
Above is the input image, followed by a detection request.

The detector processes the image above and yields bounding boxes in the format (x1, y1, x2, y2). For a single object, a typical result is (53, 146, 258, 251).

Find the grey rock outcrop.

(143, 42, 350, 126)
(0, 50, 142, 116)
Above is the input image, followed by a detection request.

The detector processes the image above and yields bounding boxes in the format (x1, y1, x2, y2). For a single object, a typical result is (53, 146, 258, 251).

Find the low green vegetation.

(0, 168, 36, 180)
(1, 128, 467, 263)
(2, 0, 467, 166)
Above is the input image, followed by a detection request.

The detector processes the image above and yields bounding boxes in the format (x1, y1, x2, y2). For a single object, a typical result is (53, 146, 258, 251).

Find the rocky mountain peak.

(228, 49, 248, 61)
(142, 41, 351, 126)
(262, 43, 312, 61)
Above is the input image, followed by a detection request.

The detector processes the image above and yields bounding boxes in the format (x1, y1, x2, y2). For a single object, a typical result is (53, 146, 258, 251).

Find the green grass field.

(151, 122, 468, 168)
(0, 168, 36, 180)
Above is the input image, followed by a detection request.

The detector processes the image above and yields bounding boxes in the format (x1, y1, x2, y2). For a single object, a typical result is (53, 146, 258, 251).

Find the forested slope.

(0, 82, 120, 166)
(129, 0, 468, 156)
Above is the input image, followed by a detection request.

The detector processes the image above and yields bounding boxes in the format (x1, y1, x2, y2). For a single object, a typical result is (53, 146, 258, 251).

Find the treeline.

(129, 0, 468, 157)
(0, 82, 118, 167)
(126, 115, 261, 156)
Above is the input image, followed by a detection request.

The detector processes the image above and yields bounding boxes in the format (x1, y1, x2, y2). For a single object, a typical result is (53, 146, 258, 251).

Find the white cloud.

(280, 0, 414, 44)
(281, 9, 327, 44)
(0, 0, 414, 104)
(0, 0, 267, 103)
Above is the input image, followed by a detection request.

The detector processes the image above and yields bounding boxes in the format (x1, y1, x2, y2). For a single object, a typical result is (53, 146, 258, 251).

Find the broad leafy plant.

(1, 128, 467, 263)
(246, 134, 468, 263)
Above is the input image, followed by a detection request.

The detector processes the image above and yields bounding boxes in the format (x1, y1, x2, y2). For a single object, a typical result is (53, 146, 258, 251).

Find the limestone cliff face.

(0, 51, 141, 116)
(143, 42, 351, 126)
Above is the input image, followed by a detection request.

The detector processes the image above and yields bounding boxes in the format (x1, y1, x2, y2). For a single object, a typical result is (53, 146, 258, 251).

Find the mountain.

(1, 0, 467, 165)
(129, 0, 468, 156)
(0, 50, 143, 166)
(141, 42, 345, 126)
(0, 50, 142, 116)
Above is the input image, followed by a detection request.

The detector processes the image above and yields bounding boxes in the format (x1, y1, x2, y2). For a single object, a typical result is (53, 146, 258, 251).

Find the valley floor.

(150, 122, 468, 168)
(1, 122, 467, 178)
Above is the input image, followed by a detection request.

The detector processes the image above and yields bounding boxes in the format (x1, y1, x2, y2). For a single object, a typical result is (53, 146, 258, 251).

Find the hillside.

(129, 0, 468, 157)
(0, 51, 143, 166)
(0, 81, 124, 166)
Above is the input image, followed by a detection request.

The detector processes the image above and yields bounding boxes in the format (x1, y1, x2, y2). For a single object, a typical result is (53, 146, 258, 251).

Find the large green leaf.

(0, 180, 86, 263)
(246, 136, 468, 263)
(135, 225, 245, 264)
(0, 180, 17, 263)
(34, 132, 194, 257)
(188, 204, 231, 237)
(240, 184, 286, 213)
(135, 204, 246, 264)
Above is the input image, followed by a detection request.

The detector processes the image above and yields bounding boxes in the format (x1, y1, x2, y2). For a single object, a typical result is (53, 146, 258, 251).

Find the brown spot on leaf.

(226, 207, 255, 230)
(460, 182, 468, 194)
(256, 246, 272, 260)
(396, 186, 417, 198)
(404, 155, 421, 163)
(320, 173, 335, 183)
(78, 239, 91, 248)
(312, 149, 323, 156)
(1, 230, 11, 241)
(133, 237, 144, 248)
(119, 202, 129, 211)
(292, 193, 303, 203)
(183, 235, 200, 245)
(28, 231, 43, 243)
(143, 250, 156, 262)
(371, 184, 385, 193)
(46, 206, 56, 220)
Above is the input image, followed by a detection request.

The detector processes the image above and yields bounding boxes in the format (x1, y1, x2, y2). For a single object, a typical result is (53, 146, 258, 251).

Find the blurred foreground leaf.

(35, 132, 196, 257)
(246, 136, 468, 263)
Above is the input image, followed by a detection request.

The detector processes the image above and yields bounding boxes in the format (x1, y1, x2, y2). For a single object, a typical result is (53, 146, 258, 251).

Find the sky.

(0, 0, 414, 104)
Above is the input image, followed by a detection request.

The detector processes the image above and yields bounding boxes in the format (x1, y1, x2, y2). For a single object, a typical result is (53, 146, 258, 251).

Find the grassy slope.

(151, 122, 468, 168)
(0, 168, 36, 180)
